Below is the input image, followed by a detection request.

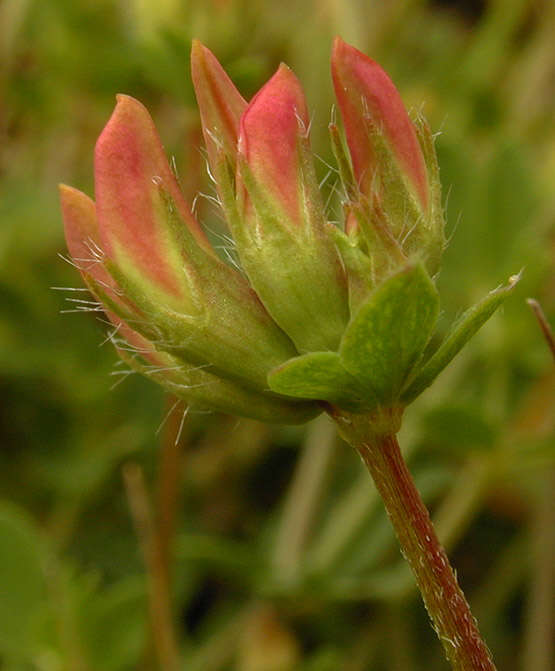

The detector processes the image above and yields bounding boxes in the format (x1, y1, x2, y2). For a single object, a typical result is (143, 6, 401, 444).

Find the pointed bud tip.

(331, 35, 347, 62)
(190, 38, 211, 71)
(113, 93, 145, 113)
(271, 62, 299, 88)
(95, 94, 151, 166)
(59, 184, 120, 294)
(277, 62, 293, 75)
(59, 184, 96, 235)
(190, 37, 203, 52)
(59, 184, 97, 244)
(59, 183, 82, 201)
(331, 37, 382, 75)
(331, 36, 376, 64)
(240, 62, 307, 139)
(191, 39, 247, 172)
(190, 38, 217, 68)
(238, 61, 310, 227)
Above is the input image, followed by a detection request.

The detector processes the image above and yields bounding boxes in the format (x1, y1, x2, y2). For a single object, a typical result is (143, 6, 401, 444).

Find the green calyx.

(270, 263, 438, 417)
(234, 143, 350, 354)
(103, 183, 299, 393)
(116, 345, 319, 425)
(268, 264, 520, 433)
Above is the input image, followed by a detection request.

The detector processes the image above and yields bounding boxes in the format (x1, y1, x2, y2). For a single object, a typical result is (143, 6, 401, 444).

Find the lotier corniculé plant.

(61, 37, 519, 670)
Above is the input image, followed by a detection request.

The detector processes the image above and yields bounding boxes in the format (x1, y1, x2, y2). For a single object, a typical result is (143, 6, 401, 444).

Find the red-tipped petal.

(191, 39, 247, 167)
(238, 64, 309, 226)
(331, 37, 429, 211)
(60, 184, 116, 291)
(61, 186, 175, 371)
(94, 95, 211, 298)
(60, 184, 143, 316)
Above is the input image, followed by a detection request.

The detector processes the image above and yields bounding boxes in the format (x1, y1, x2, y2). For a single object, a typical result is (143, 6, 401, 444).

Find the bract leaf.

(401, 274, 520, 402)
(268, 351, 376, 411)
(339, 263, 439, 403)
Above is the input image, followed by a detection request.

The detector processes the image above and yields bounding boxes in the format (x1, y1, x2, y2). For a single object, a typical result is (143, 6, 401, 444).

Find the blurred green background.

(0, 0, 554, 669)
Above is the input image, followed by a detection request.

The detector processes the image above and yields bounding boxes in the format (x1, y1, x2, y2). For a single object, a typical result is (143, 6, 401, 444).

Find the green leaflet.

(402, 274, 520, 402)
(339, 263, 440, 404)
(268, 351, 374, 411)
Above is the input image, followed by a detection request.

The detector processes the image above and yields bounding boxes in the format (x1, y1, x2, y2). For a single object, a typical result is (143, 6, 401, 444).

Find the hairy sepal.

(118, 343, 320, 425)
(235, 68, 349, 352)
(104, 184, 298, 391)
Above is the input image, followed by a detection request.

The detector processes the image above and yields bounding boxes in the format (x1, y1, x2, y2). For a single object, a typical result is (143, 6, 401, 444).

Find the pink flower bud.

(94, 95, 212, 302)
(331, 37, 429, 213)
(237, 64, 308, 227)
(191, 39, 247, 172)
(89, 96, 303, 392)
(233, 64, 349, 353)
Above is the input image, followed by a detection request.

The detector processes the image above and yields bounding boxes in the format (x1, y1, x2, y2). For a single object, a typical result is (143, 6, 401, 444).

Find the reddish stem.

(332, 411, 496, 670)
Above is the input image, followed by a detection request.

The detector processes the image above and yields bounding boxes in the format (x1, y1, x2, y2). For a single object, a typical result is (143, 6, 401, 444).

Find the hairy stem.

(330, 409, 496, 671)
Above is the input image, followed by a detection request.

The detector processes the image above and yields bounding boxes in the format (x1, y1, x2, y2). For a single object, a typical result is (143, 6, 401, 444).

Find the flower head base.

(61, 39, 517, 429)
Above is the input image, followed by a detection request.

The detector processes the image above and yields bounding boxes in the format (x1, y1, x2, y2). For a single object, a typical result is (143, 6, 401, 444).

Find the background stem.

(123, 462, 180, 671)
(522, 469, 555, 671)
(272, 415, 336, 583)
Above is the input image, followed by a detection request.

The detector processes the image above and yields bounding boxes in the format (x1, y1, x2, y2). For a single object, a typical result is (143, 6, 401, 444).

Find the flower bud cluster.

(61, 38, 513, 425)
